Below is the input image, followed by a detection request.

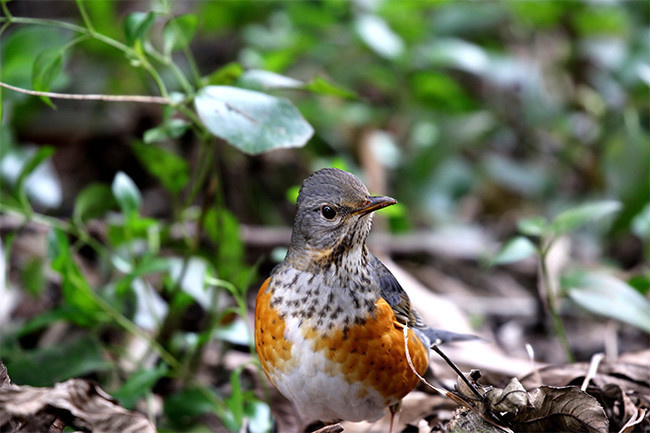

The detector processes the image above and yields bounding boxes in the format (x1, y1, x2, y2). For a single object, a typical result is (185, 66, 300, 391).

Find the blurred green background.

(1, 1, 648, 431)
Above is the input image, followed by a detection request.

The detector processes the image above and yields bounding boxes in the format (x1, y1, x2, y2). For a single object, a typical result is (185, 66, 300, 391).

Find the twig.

(0, 81, 171, 104)
(525, 343, 542, 387)
(581, 352, 604, 392)
(430, 344, 486, 404)
(401, 323, 450, 396)
(311, 423, 343, 433)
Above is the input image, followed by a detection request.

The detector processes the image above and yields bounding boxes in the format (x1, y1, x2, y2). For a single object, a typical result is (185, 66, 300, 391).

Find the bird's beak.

(354, 195, 397, 216)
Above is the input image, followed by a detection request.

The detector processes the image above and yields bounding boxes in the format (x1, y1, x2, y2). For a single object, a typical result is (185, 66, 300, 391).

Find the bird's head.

(287, 168, 396, 264)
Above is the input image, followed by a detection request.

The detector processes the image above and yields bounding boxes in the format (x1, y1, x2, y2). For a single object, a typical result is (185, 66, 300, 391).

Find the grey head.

(286, 168, 396, 265)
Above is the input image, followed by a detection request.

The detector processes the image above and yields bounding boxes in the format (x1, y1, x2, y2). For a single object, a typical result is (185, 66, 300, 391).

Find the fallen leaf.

(453, 373, 609, 432)
(516, 386, 609, 433)
(0, 378, 155, 433)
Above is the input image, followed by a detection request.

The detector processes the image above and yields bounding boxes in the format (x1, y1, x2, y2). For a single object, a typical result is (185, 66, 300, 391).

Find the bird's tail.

(420, 327, 481, 346)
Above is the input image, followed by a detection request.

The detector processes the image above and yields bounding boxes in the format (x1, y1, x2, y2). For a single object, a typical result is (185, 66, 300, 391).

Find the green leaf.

(508, 1, 565, 27)
(47, 227, 70, 268)
(131, 141, 189, 193)
(304, 76, 357, 99)
(16, 146, 56, 196)
(517, 216, 548, 236)
(5, 335, 110, 387)
(239, 69, 303, 91)
(73, 183, 117, 223)
(222, 367, 253, 430)
(163, 14, 198, 53)
(550, 200, 622, 234)
(32, 49, 63, 108)
(246, 400, 272, 433)
(124, 11, 155, 46)
(143, 118, 190, 143)
(113, 364, 168, 409)
(573, 7, 627, 36)
(111, 171, 141, 216)
(164, 386, 227, 425)
(490, 236, 537, 266)
(21, 257, 46, 297)
(213, 318, 250, 346)
(631, 203, 650, 240)
(203, 208, 246, 286)
(355, 14, 404, 59)
(285, 185, 300, 204)
(107, 216, 158, 247)
(195, 85, 313, 154)
(48, 228, 105, 326)
(628, 274, 650, 295)
(206, 62, 243, 86)
(2, 27, 70, 91)
(132, 255, 170, 277)
(566, 271, 650, 333)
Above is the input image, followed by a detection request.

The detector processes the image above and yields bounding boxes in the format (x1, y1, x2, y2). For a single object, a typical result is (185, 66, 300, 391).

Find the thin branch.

(431, 344, 485, 403)
(401, 323, 448, 396)
(581, 352, 604, 392)
(0, 81, 171, 104)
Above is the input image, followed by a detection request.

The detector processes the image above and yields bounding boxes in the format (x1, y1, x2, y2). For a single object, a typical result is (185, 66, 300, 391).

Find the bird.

(255, 168, 474, 432)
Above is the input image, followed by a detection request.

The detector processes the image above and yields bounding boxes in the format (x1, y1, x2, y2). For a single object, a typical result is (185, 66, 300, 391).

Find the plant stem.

(148, 46, 193, 94)
(183, 138, 215, 209)
(539, 243, 575, 362)
(0, 0, 12, 19)
(0, 16, 171, 98)
(0, 81, 171, 104)
(87, 285, 180, 369)
(74, 0, 95, 33)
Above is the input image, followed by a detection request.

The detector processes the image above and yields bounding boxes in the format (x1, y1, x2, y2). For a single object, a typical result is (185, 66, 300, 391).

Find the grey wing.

(372, 254, 479, 346)
(372, 254, 426, 328)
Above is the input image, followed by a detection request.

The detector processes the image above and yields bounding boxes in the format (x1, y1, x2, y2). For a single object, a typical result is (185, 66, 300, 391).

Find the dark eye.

(320, 205, 337, 220)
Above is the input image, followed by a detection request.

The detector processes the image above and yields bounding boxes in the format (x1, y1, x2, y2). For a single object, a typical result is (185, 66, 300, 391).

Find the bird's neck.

(272, 240, 378, 335)
(286, 237, 370, 273)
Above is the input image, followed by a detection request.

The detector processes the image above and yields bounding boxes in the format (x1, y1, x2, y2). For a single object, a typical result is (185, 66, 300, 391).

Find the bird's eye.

(320, 205, 337, 220)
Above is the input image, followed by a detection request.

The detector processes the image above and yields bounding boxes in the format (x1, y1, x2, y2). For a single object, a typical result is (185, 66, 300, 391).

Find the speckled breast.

(254, 276, 429, 423)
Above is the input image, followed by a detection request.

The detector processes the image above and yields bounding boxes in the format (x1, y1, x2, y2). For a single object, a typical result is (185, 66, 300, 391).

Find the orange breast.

(255, 278, 293, 385)
(302, 297, 429, 403)
(255, 277, 429, 405)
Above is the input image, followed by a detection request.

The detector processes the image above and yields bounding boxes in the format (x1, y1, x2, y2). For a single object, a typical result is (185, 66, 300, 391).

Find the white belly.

(269, 319, 389, 423)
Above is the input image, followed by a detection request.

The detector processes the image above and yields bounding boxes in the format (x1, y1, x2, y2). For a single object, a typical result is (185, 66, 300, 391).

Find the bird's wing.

(371, 254, 425, 328)
(372, 254, 479, 346)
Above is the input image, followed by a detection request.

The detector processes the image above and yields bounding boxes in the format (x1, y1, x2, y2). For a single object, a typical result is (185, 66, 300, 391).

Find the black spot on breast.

(330, 306, 343, 320)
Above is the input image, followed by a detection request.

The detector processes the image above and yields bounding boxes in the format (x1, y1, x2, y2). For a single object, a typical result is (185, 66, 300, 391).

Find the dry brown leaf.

(0, 378, 155, 433)
(518, 352, 650, 431)
(484, 377, 530, 413)
(517, 386, 609, 433)
(453, 374, 609, 433)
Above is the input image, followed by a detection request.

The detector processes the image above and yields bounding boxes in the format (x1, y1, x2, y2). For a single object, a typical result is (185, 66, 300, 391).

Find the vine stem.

(0, 16, 173, 98)
(0, 81, 171, 104)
